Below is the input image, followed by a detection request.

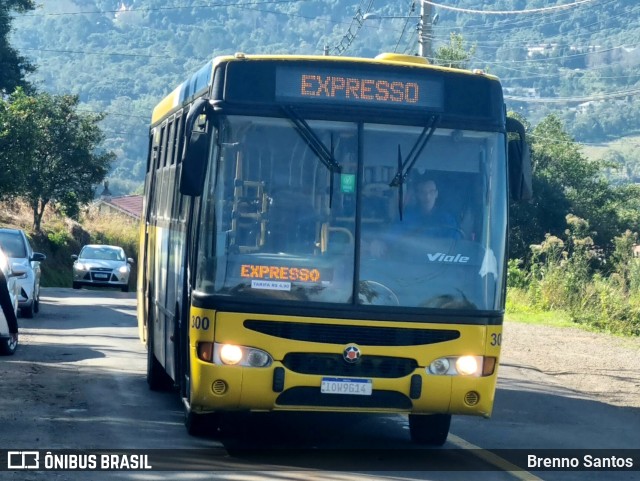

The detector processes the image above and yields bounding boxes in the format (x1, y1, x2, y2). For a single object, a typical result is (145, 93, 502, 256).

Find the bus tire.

(409, 413, 451, 446)
(146, 321, 172, 391)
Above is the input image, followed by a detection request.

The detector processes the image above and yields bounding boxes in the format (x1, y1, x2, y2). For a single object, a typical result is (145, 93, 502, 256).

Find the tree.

(0, 90, 34, 197)
(1, 89, 115, 230)
(508, 114, 627, 261)
(433, 32, 476, 70)
(0, 0, 36, 93)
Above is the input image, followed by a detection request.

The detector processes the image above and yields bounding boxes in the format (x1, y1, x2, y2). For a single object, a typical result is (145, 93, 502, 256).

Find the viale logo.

(427, 252, 470, 264)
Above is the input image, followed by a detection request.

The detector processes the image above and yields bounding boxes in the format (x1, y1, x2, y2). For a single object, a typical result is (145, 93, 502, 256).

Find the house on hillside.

(92, 182, 143, 221)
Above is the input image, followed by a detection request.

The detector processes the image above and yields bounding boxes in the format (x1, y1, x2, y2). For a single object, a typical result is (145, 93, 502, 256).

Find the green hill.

(9, 0, 640, 194)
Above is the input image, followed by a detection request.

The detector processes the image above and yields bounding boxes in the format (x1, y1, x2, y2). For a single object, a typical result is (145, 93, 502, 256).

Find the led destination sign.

(275, 66, 443, 110)
(240, 264, 328, 283)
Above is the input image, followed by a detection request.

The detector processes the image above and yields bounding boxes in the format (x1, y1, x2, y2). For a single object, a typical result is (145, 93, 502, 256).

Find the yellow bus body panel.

(188, 307, 500, 417)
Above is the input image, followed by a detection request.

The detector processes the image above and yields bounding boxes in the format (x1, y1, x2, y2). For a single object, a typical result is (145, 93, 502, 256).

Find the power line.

(505, 87, 640, 104)
(503, 69, 640, 82)
(422, 0, 597, 15)
(425, 0, 621, 35)
(394, 1, 416, 53)
(526, 133, 640, 151)
(476, 43, 640, 65)
(77, 108, 149, 120)
(21, 0, 308, 17)
(328, 0, 374, 55)
(369, 0, 634, 61)
(21, 47, 179, 60)
(403, 28, 418, 55)
(386, 2, 635, 51)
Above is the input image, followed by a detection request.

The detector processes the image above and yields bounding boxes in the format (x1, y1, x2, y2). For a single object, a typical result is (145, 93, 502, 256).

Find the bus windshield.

(195, 115, 507, 311)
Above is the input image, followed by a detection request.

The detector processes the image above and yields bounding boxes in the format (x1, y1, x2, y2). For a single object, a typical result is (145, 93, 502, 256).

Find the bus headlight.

(220, 344, 243, 365)
(456, 356, 479, 376)
(213, 343, 273, 367)
(428, 356, 495, 377)
(429, 358, 450, 375)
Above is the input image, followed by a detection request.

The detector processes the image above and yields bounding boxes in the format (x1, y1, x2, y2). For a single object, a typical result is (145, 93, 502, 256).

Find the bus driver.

(369, 176, 461, 257)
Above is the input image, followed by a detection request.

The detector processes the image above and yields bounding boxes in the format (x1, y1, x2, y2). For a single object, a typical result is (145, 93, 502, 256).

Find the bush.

(47, 225, 72, 252)
(511, 215, 640, 336)
(507, 259, 528, 289)
(82, 213, 139, 259)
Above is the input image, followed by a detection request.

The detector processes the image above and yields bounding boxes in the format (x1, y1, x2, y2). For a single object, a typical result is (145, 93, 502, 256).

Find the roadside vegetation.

(506, 216, 640, 336)
(0, 200, 139, 288)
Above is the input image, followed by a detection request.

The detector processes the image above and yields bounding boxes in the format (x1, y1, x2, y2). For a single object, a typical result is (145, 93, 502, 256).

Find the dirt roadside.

(501, 320, 640, 408)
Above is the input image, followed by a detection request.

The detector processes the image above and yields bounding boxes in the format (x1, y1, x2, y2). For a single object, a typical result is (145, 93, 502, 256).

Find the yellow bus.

(138, 52, 531, 445)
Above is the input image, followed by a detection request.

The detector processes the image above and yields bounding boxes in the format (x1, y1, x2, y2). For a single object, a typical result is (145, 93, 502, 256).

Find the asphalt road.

(0, 288, 638, 481)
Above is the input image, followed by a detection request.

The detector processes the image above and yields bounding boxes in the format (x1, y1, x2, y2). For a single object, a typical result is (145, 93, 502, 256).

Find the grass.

(505, 308, 576, 328)
(505, 287, 574, 327)
(505, 286, 640, 336)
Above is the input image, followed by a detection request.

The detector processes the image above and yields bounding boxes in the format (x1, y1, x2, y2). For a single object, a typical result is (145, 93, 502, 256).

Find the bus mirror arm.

(506, 117, 533, 202)
(180, 98, 214, 197)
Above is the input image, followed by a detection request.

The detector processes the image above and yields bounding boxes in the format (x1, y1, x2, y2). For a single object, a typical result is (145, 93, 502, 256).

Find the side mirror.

(506, 117, 533, 201)
(32, 252, 46, 262)
(179, 98, 213, 197)
(71, 254, 78, 261)
(10, 264, 27, 277)
(127, 258, 135, 264)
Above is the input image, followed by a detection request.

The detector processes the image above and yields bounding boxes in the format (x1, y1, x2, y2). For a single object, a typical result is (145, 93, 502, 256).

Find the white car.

(0, 228, 46, 318)
(0, 247, 26, 355)
(72, 244, 133, 292)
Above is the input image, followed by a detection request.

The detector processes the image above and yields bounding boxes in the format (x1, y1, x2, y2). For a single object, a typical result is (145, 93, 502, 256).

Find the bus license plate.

(321, 378, 372, 396)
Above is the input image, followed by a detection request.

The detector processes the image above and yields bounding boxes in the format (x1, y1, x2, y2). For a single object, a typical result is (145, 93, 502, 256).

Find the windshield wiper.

(389, 115, 440, 220)
(282, 106, 342, 206)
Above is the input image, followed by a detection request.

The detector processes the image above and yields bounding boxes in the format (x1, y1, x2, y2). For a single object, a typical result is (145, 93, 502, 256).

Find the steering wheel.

(358, 280, 400, 306)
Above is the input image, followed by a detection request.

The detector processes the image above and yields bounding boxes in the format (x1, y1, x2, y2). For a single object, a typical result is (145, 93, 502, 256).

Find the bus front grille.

(276, 387, 412, 409)
(282, 353, 417, 378)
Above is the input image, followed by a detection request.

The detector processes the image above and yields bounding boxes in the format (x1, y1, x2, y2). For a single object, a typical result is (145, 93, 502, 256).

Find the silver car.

(72, 245, 133, 292)
(0, 228, 46, 318)
(0, 247, 26, 355)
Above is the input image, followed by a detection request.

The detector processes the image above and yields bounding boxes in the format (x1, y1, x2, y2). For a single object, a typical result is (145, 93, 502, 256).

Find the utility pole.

(418, 1, 433, 60)
(362, 1, 435, 59)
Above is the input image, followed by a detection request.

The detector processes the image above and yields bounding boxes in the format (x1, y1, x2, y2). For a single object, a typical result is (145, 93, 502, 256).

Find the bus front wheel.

(408, 413, 451, 446)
